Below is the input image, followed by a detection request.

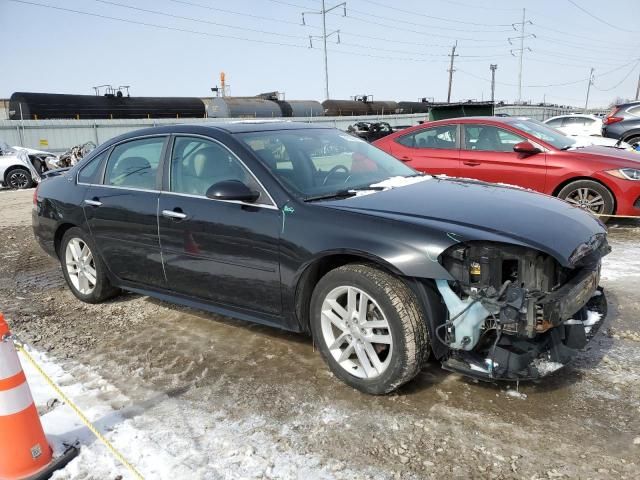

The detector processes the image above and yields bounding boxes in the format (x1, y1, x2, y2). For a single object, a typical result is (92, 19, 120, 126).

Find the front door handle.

(162, 209, 187, 220)
(400, 156, 412, 162)
(463, 161, 481, 166)
(84, 199, 102, 207)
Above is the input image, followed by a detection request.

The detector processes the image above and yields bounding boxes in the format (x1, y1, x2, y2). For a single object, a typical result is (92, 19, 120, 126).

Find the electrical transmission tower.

(446, 41, 458, 103)
(302, 1, 347, 100)
(509, 8, 535, 103)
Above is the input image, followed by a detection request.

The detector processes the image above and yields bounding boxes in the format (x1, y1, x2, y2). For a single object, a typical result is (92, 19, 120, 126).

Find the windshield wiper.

(304, 186, 385, 202)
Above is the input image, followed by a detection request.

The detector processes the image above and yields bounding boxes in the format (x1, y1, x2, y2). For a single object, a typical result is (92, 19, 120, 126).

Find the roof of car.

(192, 121, 333, 134)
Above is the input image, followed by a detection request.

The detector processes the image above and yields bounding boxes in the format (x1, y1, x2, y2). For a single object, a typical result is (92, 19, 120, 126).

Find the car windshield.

(509, 119, 575, 150)
(237, 128, 418, 199)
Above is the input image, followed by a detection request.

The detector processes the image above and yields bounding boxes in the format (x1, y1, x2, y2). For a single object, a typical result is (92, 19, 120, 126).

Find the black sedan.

(33, 122, 609, 394)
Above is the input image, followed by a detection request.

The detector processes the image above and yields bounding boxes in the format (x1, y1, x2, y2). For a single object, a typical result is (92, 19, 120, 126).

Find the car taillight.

(33, 185, 38, 205)
(603, 116, 623, 125)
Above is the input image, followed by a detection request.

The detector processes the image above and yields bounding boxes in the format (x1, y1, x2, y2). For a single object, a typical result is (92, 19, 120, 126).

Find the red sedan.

(373, 117, 640, 218)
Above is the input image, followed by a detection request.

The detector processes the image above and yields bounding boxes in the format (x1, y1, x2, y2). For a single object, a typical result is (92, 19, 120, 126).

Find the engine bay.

(436, 240, 608, 380)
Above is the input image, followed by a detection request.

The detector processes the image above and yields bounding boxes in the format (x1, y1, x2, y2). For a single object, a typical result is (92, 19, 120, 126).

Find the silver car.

(0, 142, 41, 189)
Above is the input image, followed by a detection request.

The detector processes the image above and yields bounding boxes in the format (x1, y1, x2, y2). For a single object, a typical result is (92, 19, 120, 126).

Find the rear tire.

(6, 167, 34, 189)
(557, 179, 614, 218)
(60, 227, 120, 303)
(624, 135, 640, 147)
(310, 263, 429, 394)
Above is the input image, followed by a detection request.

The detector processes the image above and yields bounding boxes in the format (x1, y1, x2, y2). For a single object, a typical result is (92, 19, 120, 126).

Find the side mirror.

(206, 180, 259, 203)
(513, 141, 541, 155)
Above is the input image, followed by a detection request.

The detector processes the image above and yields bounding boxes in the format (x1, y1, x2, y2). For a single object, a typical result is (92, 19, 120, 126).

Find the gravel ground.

(1, 187, 639, 479)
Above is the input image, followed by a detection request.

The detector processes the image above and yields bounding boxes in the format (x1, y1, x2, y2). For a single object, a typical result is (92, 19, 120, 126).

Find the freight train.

(9, 92, 206, 120)
(8, 91, 466, 120)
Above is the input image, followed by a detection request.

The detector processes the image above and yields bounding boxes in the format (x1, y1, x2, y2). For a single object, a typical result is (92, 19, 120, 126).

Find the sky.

(1, 0, 639, 108)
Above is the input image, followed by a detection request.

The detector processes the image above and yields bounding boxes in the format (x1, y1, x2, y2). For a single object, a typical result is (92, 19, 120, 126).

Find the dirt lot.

(1, 187, 639, 479)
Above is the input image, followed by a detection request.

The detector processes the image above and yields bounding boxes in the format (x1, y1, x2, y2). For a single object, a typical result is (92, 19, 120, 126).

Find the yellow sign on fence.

(39, 139, 49, 147)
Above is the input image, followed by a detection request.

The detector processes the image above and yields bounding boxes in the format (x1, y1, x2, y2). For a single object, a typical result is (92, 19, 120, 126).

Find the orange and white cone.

(0, 314, 77, 480)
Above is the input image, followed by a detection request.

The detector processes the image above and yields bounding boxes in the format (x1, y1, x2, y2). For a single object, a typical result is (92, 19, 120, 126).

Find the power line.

(592, 61, 640, 92)
(7, 0, 311, 48)
(324, 2, 514, 34)
(359, 0, 513, 27)
(166, 0, 320, 29)
(92, 0, 307, 39)
(567, 0, 639, 33)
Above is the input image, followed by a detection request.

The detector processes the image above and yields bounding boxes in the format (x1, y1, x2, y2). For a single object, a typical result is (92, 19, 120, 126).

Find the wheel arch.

(550, 176, 617, 214)
(54, 223, 79, 258)
(293, 251, 404, 333)
(3, 164, 31, 183)
(622, 129, 640, 143)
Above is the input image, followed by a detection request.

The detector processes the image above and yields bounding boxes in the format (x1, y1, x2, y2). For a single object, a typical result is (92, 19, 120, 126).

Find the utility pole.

(302, 1, 347, 100)
(585, 67, 595, 110)
(635, 70, 640, 100)
(447, 41, 458, 103)
(509, 9, 534, 103)
(489, 64, 498, 103)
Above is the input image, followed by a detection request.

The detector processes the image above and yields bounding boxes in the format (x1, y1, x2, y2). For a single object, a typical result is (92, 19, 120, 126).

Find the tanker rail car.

(9, 92, 206, 120)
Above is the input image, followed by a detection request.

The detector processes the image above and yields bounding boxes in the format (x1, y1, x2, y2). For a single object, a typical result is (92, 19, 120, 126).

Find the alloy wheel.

(564, 187, 605, 214)
(8, 170, 29, 189)
(65, 238, 97, 295)
(320, 286, 393, 379)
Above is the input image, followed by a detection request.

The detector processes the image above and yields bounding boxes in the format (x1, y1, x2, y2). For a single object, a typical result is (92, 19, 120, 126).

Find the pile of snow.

(353, 175, 431, 196)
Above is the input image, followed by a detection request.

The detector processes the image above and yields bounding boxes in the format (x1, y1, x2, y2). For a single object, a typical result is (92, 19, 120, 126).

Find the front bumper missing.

(441, 287, 607, 381)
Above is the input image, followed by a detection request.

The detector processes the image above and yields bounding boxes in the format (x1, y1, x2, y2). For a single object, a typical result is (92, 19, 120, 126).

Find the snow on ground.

(21, 347, 384, 480)
(601, 240, 640, 281)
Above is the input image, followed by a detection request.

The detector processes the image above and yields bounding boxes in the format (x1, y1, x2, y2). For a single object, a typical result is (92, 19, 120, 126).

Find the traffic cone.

(0, 314, 78, 480)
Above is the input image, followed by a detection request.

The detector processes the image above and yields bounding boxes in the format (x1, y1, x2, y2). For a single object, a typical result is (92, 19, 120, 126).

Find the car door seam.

(157, 196, 168, 284)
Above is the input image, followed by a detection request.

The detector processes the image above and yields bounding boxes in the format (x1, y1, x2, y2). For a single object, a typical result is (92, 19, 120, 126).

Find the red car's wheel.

(557, 180, 615, 217)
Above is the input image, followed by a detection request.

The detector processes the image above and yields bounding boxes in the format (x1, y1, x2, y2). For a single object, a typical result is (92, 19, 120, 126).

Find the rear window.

(78, 149, 108, 184)
(628, 106, 640, 117)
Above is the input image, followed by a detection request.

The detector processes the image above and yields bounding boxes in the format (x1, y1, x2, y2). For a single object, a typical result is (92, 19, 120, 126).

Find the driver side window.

(170, 136, 269, 203)
(463, 125, 525, 152)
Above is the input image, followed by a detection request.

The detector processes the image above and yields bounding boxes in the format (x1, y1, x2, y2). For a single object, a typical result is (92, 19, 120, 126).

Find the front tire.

(60, 227, 120, 303)
(6, 167, 34, 189)
(310, 264, 429, 394)
(557, 180, 614, 217)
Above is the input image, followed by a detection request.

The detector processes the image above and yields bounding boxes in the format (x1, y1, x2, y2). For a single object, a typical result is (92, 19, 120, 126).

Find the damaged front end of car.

(434, 235, 610, 380)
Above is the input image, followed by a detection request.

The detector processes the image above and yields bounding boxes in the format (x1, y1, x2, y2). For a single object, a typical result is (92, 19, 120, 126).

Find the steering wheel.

(322, 164, 349, 185)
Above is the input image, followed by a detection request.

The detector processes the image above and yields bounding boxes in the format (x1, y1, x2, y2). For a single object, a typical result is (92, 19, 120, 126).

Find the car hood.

(566, 145, 640, 165)
(320, 177, 607, 267)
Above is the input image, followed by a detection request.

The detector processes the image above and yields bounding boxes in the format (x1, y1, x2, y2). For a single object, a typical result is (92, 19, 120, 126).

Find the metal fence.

(0, 114, 427, 152)
(494, 105, 609, 121)
(0, 106, 613, 152)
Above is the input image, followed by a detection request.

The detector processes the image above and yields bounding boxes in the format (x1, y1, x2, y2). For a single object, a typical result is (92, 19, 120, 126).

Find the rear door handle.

(84, 199, 102, 207)
(162, 209, 187, 220)
(400, 156, 412, 162)
(462, 161, 481, 166)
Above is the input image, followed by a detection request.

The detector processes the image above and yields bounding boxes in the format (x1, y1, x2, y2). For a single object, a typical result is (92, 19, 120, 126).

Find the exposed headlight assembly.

(607, 168, 640, 180)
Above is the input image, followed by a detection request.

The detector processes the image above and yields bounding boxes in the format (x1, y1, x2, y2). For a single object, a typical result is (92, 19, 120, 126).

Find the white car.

(544, 114, 603, 137)
(0, 142, 41, 189)
(568, 135, 634, 150)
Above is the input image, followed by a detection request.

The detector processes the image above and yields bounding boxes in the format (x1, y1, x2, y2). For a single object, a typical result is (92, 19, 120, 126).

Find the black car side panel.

(32, 173, 89, 258)
(82, 186, 165, 287)
(158, 193, 282, 314)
